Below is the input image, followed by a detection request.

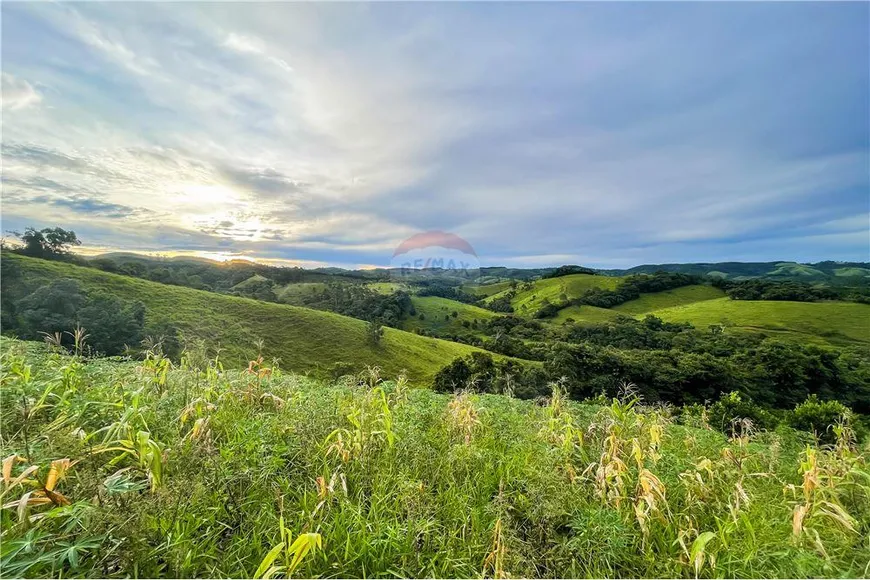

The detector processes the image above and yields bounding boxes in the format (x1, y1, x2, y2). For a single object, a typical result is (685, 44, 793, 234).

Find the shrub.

(788, 395, 849, 444)
(709, 391, 779, 434)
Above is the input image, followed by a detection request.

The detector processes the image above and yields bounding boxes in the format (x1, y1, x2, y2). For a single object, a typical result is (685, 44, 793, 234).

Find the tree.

(77, 293, 146, 356)
(16, 227, 81, 258)
(366, 321, 384, 346)
(14, 279, 86, 342)
(12, 279, 146, 356)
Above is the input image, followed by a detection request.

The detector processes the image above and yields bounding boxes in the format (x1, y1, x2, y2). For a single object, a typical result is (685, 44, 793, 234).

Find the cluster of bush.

(483, 291, 516, 313)
(0, 276, 179, 358)
(574, 272, 701, 309)
(714, 278, 838, 302)
(434, 350, 868, 441)
(433, 312, 869, 415)
(540, 264, 599, 278)
(414, 280, 479, 304)
(302, 283, 414, 327)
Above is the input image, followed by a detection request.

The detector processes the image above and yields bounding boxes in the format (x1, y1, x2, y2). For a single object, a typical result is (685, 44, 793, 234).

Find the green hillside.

(603, 260, 870, 285)
(467, 280, 513, 298)
(485, 274, 622, 315)
(834, 267, 870, 278)
(1, 254, 504, 383)
(612, 285, 725, 315)
(648, 297, 870, 346)
(549, 304, 624, 325)
(230, 273, 271, 290)
(275, 282, 326, 305)
(402, 296, 500, 335)
(768, 262, 827, 279)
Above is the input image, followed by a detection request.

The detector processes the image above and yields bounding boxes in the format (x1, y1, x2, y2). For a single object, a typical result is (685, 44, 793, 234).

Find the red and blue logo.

(390, 231, 480, 280)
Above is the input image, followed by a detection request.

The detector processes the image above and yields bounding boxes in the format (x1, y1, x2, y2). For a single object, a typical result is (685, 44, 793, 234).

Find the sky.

(2, 2, 868, 269)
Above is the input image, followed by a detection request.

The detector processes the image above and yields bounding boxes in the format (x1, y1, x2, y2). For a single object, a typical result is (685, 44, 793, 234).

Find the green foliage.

(483, 292, 515, 313)
(401, 296, 498, 336)
(415, 280, 479, 304)
(366, 321, 384, 346)
(708, 392, 778, 433)
(14, 227, 81, 259)
(714, 278, 839, 302)
(2, 338, 869, 578)
(788, 396, 850, 444)
(302, 282, 413, 327)
(576, 272, 701, 309)
(8, 279, 145, 356)
(13, 279, 87, 340)
(541, 264, 599, 278)
(232, 275, 278, 302)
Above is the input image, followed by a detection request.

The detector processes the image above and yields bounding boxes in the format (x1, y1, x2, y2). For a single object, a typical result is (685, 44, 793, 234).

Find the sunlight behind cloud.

(1, 2, 867, 266)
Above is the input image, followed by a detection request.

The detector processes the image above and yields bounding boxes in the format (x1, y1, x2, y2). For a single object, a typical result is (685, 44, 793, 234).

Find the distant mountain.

(85, 251, 869, 286)
(598, 261, 870, 285)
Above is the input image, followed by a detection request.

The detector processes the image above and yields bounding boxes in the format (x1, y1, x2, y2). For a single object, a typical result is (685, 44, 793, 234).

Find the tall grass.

(1, 336, 868, 578)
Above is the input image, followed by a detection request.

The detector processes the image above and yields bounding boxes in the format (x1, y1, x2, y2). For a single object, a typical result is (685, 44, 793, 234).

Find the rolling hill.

(611, 284, 725, 315)
(601, 260, 870, 284)
(401, 296, 500, 335)
(647, 297, 870, 346)
(483, 273, 623, 315)
(2, 254, 514, 384)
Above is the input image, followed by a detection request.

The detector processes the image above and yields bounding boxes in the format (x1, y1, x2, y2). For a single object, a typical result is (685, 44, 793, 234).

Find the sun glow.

(176, 184, 240, 206)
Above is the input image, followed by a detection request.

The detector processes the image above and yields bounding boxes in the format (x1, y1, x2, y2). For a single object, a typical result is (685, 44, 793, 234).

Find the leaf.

(254, 543, 284, 579)
(45, 458, 76, 491)
(2, 455, 24, 485)
(287, 532, 322, 575)
(4, 464, 39, 493)
(43, 488, 70, 506)
(690, 531, 716, 575)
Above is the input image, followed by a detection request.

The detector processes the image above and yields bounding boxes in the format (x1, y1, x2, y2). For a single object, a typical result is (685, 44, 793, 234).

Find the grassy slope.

(402, 296, 500, 335)
(275, 282, 326, 306)
(485, 274, 622, 316)
(3, 254, 502, 383)
(467, 280, 513, 298)
(548, 304, 625, 325)
(367, 281, 408, 294)
(612, 285, 725, 315)
(834, 267, 870, 277)
(649, 297, 870, 346)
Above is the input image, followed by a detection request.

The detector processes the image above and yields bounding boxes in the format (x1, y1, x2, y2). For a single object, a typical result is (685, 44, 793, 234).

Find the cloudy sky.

(2, 2, 868, 268)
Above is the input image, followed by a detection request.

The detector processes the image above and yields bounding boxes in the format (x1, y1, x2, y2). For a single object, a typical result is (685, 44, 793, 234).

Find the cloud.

(1, 73, 42, 110)
(1, 2, 867, 267)
(217, 163, 307, 198)
(223, 32, 293, 72)
(31, 195, 143, 219)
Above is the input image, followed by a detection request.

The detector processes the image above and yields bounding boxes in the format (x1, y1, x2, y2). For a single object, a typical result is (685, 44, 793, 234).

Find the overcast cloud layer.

(2, 2, 868, 268)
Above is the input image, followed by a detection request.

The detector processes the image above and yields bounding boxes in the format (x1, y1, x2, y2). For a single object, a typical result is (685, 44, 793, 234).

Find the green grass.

(401, 296, 500, 335)
(648, 297, 870, 346)
(367, 281, 409, 294)
(3, 254, 508, 384)
(485, 274, 622, 316)
(834, 267, 870, 278)
(612, 285, 725, 315)
(2, 338, 867, 578)
(769, 262, 826, 278)
(548, 304, 626, 325)
(274, 282, 326, 305)
(466, 280, 513, 298)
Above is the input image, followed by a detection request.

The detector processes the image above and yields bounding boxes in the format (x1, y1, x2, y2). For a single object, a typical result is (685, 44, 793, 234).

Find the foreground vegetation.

(2, 338, 869, 578)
